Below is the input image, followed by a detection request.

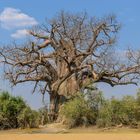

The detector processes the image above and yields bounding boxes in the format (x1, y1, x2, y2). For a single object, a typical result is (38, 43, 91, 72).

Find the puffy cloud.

(0, 7, 38, 29)
(11, 29, 29, 39)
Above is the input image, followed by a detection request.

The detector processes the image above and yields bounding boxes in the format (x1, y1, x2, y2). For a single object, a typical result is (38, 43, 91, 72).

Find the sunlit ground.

(1, 124, 140, 140)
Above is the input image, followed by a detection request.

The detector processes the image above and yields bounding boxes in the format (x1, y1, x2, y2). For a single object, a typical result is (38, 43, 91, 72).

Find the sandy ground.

(1, 134, 140, 140)
(1, 123, 140, 140)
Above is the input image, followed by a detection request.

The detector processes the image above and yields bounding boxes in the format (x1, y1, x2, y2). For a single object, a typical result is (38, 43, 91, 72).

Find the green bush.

(96, 100, 113, 127)
(59, 89, 140, 128)
(85, 88, 104, 119)
(0, 92, 26, 129)
(96, 96, 138, 128)
(0, 91, 39, 129)
(0, 111, 10, 129)
(17, 106, 39, 128)
(59, 94, 95, 128)
(120, 96, 137, 126)
(38, 106, 48, 125)
(135, 90, 140, 122)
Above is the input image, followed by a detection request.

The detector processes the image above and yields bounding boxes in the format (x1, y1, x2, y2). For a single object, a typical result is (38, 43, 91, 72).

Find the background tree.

(38, 106, 48, 125)
(17, 106, 39, 128)
(0, 91, 40, 129)
(1, 11, 140, 120)
(0, 92, 27, 129)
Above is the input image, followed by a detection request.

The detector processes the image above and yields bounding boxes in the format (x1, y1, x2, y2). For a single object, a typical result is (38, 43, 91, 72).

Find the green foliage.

(0, 91, 26, 129)
(120, 96, 137, 126)
(59, 87, 140, 129)
(97, 95, 139, 128)
(17, 106, 39, 128)
(136, 90, 140, 122)
(60, 94, 95, 128)
(97, 96, 138, 127)
(85, 88, 104, 117)
(136, 89, 140, 106)
(38, 106, 48, 125)
(2, 88, 140, 129)
(0, 91, 40, 129)
(96, 100, 113, 127)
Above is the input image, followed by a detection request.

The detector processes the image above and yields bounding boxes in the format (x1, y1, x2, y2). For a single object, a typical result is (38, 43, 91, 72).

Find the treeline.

(0, 92, 48, 130)
(1, 89, 140, 130)
(59, 89, 140, 128)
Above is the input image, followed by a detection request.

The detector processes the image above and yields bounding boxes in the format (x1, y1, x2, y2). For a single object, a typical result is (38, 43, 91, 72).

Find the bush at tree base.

(59, 93, 98, 128)
(59, 89, 140, 128)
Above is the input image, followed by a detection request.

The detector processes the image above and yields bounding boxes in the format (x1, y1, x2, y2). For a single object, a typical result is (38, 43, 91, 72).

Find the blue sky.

(0, 0, 140, 109)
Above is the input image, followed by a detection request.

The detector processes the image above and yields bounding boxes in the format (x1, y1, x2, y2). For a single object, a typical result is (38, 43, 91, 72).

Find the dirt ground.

(1, 134, 140, 140)
(1, 123, 140, 140)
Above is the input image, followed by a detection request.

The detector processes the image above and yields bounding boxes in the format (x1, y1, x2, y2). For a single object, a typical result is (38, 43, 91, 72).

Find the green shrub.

(17, 106, 39, 128)
(120, 96, 137, 125)
(96, 100, 113, 127)
(96, 96, 139, 128)
(137, 121, 140, 129)
(59, 94, 95, 128)
(85, 88, 104, 119)
(38, 106, 48, 125)
(135, 90, 140, 122)
(0, 111, 10, 129)
(0, 91, 39, 129)
(0, 92, 26, 129)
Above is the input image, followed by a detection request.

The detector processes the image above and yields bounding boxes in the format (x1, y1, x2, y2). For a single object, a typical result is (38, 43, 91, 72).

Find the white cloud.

(11, 29, 29, 39)
(0, 7, 38, 29)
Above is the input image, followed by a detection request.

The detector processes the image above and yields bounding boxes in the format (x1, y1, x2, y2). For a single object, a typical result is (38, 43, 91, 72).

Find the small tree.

(0, 92, 26, 129)
(38, 106, 48, 125)
(0, 92, 40, 129)
(17, 106, 39, 128)
(84, 86, 104, 118)
(96, 100, 113, 128)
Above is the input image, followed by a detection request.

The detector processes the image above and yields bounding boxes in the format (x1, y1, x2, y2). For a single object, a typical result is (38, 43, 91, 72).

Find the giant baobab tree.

(0, 12, 140, 120)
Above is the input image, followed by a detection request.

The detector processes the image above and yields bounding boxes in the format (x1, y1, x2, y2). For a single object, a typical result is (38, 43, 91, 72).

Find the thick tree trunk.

(48, 94, 57, 122)
(48, 93, 67, 122)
